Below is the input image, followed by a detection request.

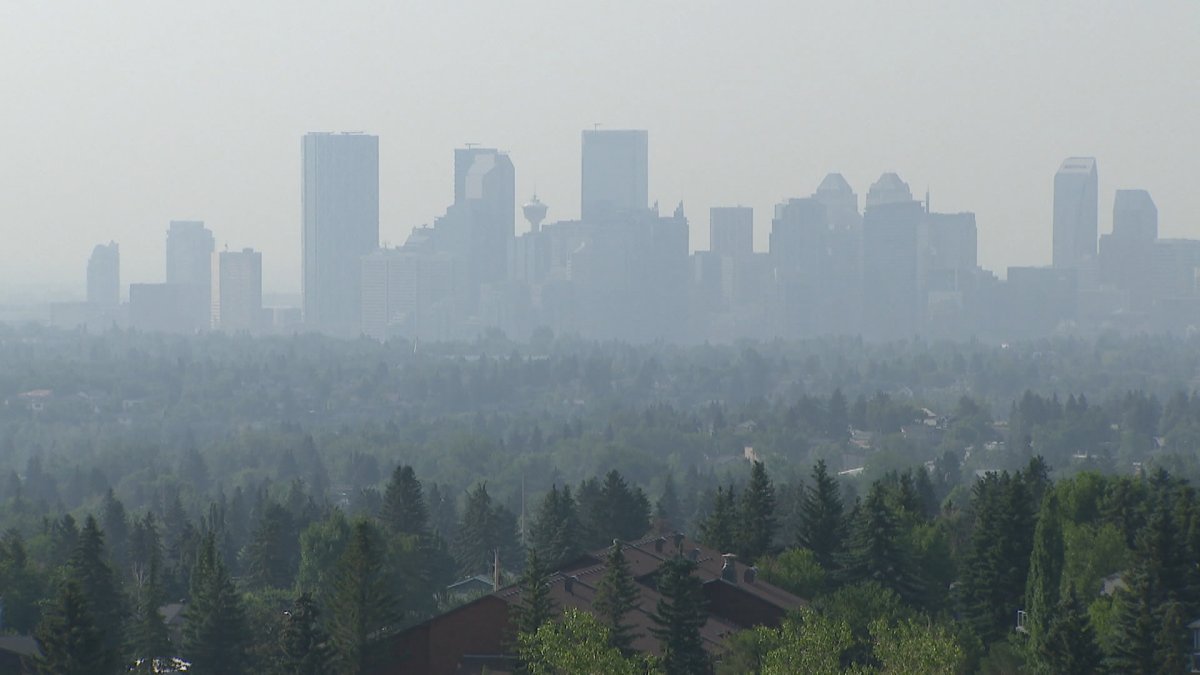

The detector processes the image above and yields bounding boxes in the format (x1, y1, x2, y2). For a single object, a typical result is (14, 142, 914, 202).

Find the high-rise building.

(862, 173, 923, 340)
(361, 247, 455, 341)
(1112, 189, 1158, 241)
(211, 248, 263, 332)
(165, 220, 215, 331)
(813, 173, 862, 230)
(302, 132, 380, 335)
(581, 129, 648, 221)
(456, 147, 515, 285)
(86, 242, 119, 306)
(1052, 157, 1098, 269)
(709, 207, 753, 258)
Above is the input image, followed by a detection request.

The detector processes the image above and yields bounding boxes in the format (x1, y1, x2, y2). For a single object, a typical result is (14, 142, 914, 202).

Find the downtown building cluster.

(56, 130, 1200, 342)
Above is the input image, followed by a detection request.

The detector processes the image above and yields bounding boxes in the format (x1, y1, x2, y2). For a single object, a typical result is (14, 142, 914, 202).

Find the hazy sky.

(2, 0, 1197, 299)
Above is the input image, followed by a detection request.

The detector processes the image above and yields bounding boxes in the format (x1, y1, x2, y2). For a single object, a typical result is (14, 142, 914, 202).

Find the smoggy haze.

(1, 0, 1197, 297)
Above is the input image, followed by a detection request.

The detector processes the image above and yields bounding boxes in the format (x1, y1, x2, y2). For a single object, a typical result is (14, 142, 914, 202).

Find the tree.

(738, 461, 777, 561)
(126, 557, 171, 668)
(327, 519, 399, 675)
(580, 471, 651, 549)
(1039, 585, 1102, 675)
(797, 460, 845, 571)
(1024, 490, 1064, 660)
(757, 547, 826, 598)
(101, 488, 130, 573)
(529, 485, 583, 568)
(1155, 596, 1188, 675)
(246, 501, 300, 590)
(650, 556, 709, 675)
(380, 465, 430, 537)
(760, 608, 851, 675)
(655, 474, 682, 533)
(961, 471, 1035, 642)
(35, 579, 115, 675)
(0, 531, 43, 633)
(698, 486, 737, 554)
(182, 530, 250, 674)
(840, 482, 921, 604)
(454, 482, 523, 576)
(68, 516, 126, 658)
(593, 541, 642, 653)
(274, 592, 331, 675)
(512, 547, 557, 638)
(518, 608, 657, 675)
(870, 616, 963, 675)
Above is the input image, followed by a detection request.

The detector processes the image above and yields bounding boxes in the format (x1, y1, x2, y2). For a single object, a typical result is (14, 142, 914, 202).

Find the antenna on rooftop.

(464, 142, 480, 149)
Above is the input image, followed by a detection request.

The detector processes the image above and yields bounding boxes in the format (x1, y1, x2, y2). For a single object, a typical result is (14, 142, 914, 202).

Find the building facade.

(581, 129, 648, 222)
(211, 248, 263, 332)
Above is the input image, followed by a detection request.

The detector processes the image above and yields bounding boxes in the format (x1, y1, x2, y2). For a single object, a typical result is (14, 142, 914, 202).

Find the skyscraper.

(86, 242, 119, 306)
(581, 129, 648, 221)
(456, 147, 515, 285)
(211, 248, 263, 332)
(302, 132, 380, 335)
(709, 207, 753, 258)
(166, 221, 215, 331)
(1112, 189, 1158, 241)
(862, 173, 923, 340)
(1052, 157, 1098, 269)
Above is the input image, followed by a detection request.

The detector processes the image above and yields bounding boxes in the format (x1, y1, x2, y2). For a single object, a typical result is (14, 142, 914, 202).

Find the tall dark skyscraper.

(1052, 157, 1098, 269)
(302, 132, 380, 335)
(581, 129, 648, 221)
(86, 242, 119, 306)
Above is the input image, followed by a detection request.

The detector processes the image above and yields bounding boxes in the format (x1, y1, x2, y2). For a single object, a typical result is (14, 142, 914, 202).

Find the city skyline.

(2, 1, 1197, 298)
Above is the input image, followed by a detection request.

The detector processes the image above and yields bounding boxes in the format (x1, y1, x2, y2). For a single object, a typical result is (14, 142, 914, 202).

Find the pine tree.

(529, 484, 583, 568)
(1024, 490, 1064, 660)
(274, 592, 331, 675)
(126, 557, 171, 668)
(650, 556, 710, 675)
(1038, 585, 1102, 675)
(101, 488, 130, 573)
(380, 465, 430, 537)
(738, 461, 777, 562)
(593, 540, 641, 654)
(840, 481, 921, 604)
(655, 474, 682, 533)
(246, 501, 300, 589)
(69, 515, 126, 659)
(35, 578, 115, 675)
(699, 486, 738, 554)
(961, 471, 1035, 642)
(327, 519, 399, 675)
(1155, 596, 1188, 674)
(182, 530, 250, 674)
(512, 547, 557, 637)
(580, 471, 651, 548)
(797, 459, 845, 571)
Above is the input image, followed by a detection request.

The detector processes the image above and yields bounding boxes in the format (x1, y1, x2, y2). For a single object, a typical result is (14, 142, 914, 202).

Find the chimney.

(721, 554, 737, 582)
(654, 537, 666, 553)
(743, 567, 757, 584)
(564, 575, 576, 595)
(492, 549, 501, 591)
(688, 548, 701, 561)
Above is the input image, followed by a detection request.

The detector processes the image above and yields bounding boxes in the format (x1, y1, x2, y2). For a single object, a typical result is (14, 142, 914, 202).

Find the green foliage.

(1024, 490, 1064, 657)
(35, 578, 115, 675)
(273, 592, 331, 675)
(326, 519, 399, 675)
(182, 531, 250, 674)
(840, 482, 921, 604)
(512, 547, 557, 638)
(738, 461, 777, 561)
(699, 486, 738, 554)
(518, 608, 659, 675)
(961, 468, 1035, 642)
(454, 482, 523, 576)
(245, 501, 300, 590)
(797, 459, 845, 571)
(869, 616, 963, 674)
(757, 547, 826, 598)
(760, 608, 853, 675)
(67, 516, 126, 660)
(594, 541, 643, 653)
(380, 464, 430, 537)
(1037, 585, 1102, 675)
(650, 556, 710, 675)
(529, 484, 583, 568)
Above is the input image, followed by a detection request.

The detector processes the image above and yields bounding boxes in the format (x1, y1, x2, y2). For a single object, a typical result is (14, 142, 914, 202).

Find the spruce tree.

(699, 485, 738, 554)
(69, 515, 126, 658)
(182, 530, 250, 674)
(593, 540, 641, 654)
(453, 482, 522, 576)
(1024, 490, 1064, 660)
(246, 501, 300, 590)
(512, 547, 557, 637)
(327, 519, 399, 675)
(529, 484, 583, 568)
(126, 557, 171, 668)
(655, 474, 682, 533)
(650, 556, 710, 675)
(1037, 585, 1101, 675)
(35, 578, 115, 675)
(1155, 596, 1188, 674)
(380, 465, 430, 537)
(275, 592, 331, 675)
(738, 461, 777, 562)
(962, 471, 1035, 642)
(797, 459, 845, 570)
(840, 481, 921, 605)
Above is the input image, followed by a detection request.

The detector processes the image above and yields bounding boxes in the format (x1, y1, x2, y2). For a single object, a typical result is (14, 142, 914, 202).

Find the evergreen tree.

(380, 465, 430, 537)
(68, 515, 126, 658)
(101, 488, 130, 572)
(840, 481, 921, 604)
(797, 459, 845, 570)
(245, 501, 300, 590)
(593, 540, 641, 654)
(738, 461, 777, 562)
(650, 556, 710, 675)
(1155, 596, 1188, 674)
(528, 484, 583, 568)
(655, 473, 682, 533)
(274, 592, 331, 675)
(961, 471, 1035, 642)
(1107, 564, 1159, 674)
(699, 486, 738, 554)
(512, 547, 557, 637)
(182, 530, 250, 674)
(453, 482, 523, 576)
(1024, 490, 1064, 659)
(0, 532, 43, 633)
(1038, 585, 1102, 675)
(579, 471, 651, 548)
(327, 519, 399, 675)
(126, 557, 171, 668)
(35, 578, 115, 675)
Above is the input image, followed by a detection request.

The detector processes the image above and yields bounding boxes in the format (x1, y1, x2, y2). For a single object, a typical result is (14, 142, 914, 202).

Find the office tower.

(165, 220, 215, 331)
(128, 284, 207, 333)
(1112, 189, 1157, 241)
(709, 207, 753, 258)
(813, 173, 862, 230)
(920, 212, 978, 280)
(1052, 157, 1098, 269)
(86, 242, 119, 306)
(456, 147, 515, 285)
(211, 248, 263, 332)
(361, 247, 454, 341)
(769, 198, 831, 337)
(302, 132, 380, 335)
(581, 129, 648, 221)
(862, 173, 923, 340)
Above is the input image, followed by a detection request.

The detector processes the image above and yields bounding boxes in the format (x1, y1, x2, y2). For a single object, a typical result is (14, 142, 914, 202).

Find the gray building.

(709, 206, 753, 258)
(302, 132, 380, 335)
(862, 173, 923, 340)
(165, 221, 214, 332)
(1112, 189, 1157, 241)
(581, 129, 648, 222)
(1052, 157, 1098, 269)
(86, 241, 119, 306)
(1099, 189, 1157, 305)
(211, 248, 263, 333)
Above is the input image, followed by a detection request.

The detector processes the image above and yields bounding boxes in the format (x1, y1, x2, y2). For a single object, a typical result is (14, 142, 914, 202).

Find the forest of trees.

(6, 326, 1200, 671)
